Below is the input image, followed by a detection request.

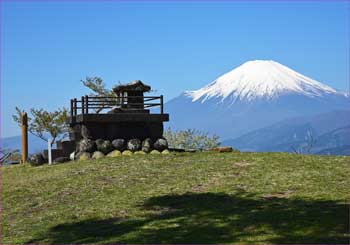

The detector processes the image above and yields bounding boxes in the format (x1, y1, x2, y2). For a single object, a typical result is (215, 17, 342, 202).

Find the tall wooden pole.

(21, 112, 28, 164)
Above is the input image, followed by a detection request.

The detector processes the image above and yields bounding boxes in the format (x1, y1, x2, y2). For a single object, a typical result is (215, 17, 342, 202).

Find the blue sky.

(1, 1, 349, 138)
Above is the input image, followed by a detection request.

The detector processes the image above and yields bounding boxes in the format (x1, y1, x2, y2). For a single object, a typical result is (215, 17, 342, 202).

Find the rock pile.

(28, 137, 170, 166)
(75, 137, 169, 161)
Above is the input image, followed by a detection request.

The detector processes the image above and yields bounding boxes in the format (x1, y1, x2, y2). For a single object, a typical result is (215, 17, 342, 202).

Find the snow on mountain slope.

(186, 60, 340, 103)
(165, 60, 350, 140)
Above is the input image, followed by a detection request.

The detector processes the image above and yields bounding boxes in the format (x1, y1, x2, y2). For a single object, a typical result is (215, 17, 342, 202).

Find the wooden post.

(70, 99, 74, 118)
(73, 98, 77, 116)
(21, 112, 28, 164)
(70, 99, 76, 123)
(81, 96, 85, 115)
(160, 95, 164, 114)
(85, 95, 89, 114)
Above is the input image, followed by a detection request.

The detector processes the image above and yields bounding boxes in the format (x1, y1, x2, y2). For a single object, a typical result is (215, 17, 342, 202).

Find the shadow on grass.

(28, 192, 349, 244)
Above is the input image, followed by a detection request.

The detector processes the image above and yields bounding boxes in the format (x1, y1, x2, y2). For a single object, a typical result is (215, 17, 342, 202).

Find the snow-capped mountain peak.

(186, 60, 339, 103)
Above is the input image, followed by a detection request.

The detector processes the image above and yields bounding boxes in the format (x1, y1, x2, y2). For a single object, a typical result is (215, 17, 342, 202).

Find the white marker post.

(48, 138, 52, 165)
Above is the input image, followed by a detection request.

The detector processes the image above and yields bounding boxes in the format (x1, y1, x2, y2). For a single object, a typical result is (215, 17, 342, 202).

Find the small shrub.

(164, 128, 220, 150)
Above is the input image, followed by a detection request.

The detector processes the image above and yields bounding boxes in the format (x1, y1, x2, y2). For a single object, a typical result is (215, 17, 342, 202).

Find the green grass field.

(1, 152, 349, 244)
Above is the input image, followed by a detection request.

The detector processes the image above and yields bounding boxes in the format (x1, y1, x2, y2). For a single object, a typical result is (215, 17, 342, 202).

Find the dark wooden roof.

(112, 80, 151, 93)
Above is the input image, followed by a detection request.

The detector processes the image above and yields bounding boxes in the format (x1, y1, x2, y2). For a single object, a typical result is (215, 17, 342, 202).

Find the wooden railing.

(70, 95, 164, 118)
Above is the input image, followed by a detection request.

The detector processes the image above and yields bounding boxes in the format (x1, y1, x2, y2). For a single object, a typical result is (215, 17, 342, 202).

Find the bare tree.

(291, 130, 317, 154)
(305, 130, 317, 154)
(81, 77, 117, 113)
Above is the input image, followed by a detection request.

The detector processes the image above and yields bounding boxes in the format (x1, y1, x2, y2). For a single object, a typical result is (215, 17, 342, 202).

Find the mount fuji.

(165, 60, 350, 140)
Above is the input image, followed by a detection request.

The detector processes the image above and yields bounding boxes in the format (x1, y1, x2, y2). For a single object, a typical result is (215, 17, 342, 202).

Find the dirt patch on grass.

(191, 176, 221, 192)
(263, 190, 294, 199)
(191, 184, 206, 192)
(233, 162, 255, 167)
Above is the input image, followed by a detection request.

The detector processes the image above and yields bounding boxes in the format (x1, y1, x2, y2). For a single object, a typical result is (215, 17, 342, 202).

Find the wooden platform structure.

(67, 80, 169, 143)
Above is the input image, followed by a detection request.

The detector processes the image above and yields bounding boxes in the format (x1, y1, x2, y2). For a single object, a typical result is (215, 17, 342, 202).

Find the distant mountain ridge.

(165, 60, 350, 139)
(1, 134, 48, 154)
(316, 145, 350, 156)
(222, 110, 350, 154)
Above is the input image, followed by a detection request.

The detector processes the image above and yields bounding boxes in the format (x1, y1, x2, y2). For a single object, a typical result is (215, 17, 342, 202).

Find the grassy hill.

(1, 152, 349, 244)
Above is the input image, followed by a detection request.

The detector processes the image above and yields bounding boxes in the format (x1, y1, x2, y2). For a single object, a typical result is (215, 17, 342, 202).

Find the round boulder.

(107, 150, 122, 157)
(142, 138, 152, 153)
(78, 138, 96, 153)
(96, 139, 113, 154)
(53, 157, 70, 163)
(92, 151, 105, 159)
(29, 153, 45, 166)
(127, 139, 141, 152)
(112, 139, 126, 151)
(150, 150, 161, 155)
(134, 151, 146, 155)
(122, 150, 133, 156)
(153, 138, 168, 151)
(78, 152, 91, 161)
(162, 149, 170, 155)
